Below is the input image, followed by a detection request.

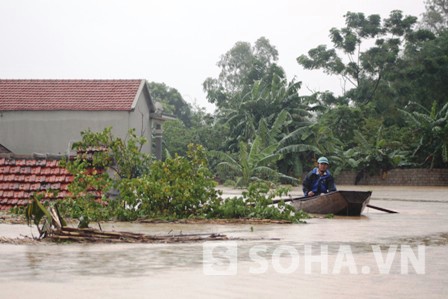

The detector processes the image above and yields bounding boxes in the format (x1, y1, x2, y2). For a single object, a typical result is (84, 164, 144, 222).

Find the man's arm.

(327, 176, 337, 192)
(302, 172, 313, 196)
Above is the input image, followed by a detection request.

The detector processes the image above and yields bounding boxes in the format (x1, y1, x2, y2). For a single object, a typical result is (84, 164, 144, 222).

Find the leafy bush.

(206, 182, 308, 222)
(59, 128, 307, 224)
(59, 127, 152, 225)
(116, 144, 222, 220)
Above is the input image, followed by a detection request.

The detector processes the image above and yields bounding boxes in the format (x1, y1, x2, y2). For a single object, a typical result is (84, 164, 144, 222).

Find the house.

(0, 79, 172, 159)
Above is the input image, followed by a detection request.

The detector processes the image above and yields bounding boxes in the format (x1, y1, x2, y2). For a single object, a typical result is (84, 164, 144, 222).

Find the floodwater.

(0, 186, 447, 299)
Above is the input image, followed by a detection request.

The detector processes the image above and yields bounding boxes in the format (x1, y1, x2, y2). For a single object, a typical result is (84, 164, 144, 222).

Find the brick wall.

(335, 169, 448, 186)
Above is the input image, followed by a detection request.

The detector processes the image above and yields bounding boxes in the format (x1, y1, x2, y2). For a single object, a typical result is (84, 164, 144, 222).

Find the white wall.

(0, 95, 153, 155)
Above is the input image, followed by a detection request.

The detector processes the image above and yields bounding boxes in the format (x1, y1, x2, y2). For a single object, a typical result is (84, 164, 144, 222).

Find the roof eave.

(130, 80, 146, 110)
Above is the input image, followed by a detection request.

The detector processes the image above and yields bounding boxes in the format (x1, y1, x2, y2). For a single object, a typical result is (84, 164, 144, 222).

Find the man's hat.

(317, 157, 329, 164)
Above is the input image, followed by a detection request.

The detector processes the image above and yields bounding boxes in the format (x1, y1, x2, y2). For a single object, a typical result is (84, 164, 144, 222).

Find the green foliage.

(106, 144, 307, 222)
(58, 196, 111, 227)
(162, 119, 193, 157)
(214, 137, 297, 187)
(421, 0, 448, 34)
(210, 74, 312, 181)
(148, 81, 193, 127)
(298, 10, 424, 105)
(319, 105, 365, 146)
(277, 121, 344, 175)
(223, 179, 237, 187)
(396, 29, 447, 110)
(45, 126, 308, 223)
(25, 194, 53, 237)
(70, 127, 152, 179)
(351, 127, 410, 174)
(291, 9, 448, 173)
(400, 101, 448, 168)
(206, 182, 308, 222)
(216, 75, 309, 151)
(122, 144, 221, 219)
(203, 37, 286, 110)
(59, 127, 153, 225)
(198, 11, 448, 176)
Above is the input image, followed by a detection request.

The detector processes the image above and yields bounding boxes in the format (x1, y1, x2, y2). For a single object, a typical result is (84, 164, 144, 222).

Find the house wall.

(335, 169, 448, 186)
(128, 90, 152, 153)
(0, 94, 153, 155)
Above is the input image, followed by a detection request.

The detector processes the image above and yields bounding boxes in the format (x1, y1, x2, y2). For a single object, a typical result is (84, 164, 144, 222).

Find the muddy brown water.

(0, 186, 447, 298)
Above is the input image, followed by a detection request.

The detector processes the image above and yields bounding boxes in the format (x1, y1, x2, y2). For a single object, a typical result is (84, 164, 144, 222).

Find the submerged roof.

(0, 154, 103, 210)
(0, 79, 145, 111)
(0, 155, 74, 210)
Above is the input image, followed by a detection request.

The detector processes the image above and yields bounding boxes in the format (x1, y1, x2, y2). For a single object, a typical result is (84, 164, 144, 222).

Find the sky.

(0, 0, 427, 113)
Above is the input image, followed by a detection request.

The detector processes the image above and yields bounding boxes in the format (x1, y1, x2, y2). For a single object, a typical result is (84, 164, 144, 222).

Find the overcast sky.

(0, 0, 426, 112)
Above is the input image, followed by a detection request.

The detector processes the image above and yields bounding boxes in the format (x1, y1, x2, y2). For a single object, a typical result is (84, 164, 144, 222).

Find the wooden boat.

(290, 190, 372, 216)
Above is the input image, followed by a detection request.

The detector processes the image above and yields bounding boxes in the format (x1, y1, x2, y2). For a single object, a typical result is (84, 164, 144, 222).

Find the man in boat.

(302, 156, 337, 197)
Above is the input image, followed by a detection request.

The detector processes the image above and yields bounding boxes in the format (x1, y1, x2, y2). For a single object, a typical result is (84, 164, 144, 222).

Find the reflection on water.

(1, 195, 448, 298)
(0, 243, 208, 281)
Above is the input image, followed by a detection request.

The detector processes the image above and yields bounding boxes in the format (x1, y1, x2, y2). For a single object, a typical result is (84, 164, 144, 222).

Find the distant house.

(0, 79, 172, 159)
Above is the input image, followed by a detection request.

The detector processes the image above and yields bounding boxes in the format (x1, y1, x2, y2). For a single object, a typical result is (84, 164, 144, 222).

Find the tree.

(216, 75, 309, 151)
(400, 101, 448, 168)
(148, 82, 193, 127)
(296, 9, 439, 159)
(162, 119, 193, 158)
(277, 121, 344, 176)
(319, 105, 365, 146)
(392, 29, 447, 110)
(350, 127, 410, 176)
(203, 37, 285, 110)
(213, 136, 297, 187)
(297, 10, 432, 109)
(421, 0, 448, 33)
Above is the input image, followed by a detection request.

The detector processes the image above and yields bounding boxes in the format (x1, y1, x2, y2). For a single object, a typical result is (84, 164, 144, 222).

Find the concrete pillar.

(153, 122, 163, 160)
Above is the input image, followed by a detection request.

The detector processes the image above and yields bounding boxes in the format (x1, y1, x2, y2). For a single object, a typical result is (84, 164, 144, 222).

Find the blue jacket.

(302, 168, 337, 196)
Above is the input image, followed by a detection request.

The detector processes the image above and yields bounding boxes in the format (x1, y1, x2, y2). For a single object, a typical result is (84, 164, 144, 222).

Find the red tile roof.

(0, 79, 144, 111)
(0, 154, 101, 211)
(0, 155, 76, 210)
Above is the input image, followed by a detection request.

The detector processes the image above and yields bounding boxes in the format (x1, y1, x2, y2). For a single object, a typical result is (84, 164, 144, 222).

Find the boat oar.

(271, 196, 305, 205)
(366, 204, 398, 214)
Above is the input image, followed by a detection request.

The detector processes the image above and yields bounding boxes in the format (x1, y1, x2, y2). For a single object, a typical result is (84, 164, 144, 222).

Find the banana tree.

(214, 136, 297, 187)
(351, 127, 411, 175)
(400, 101, 448, 168)
(276, 121, 344, 176)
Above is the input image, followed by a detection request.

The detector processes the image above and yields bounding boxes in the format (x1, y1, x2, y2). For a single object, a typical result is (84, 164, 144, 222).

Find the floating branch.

(46, 227, 229, 243)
